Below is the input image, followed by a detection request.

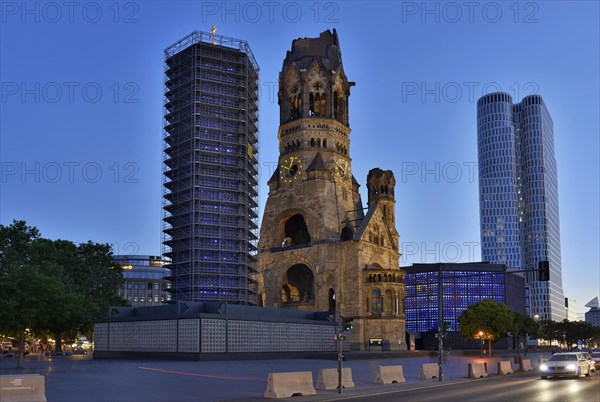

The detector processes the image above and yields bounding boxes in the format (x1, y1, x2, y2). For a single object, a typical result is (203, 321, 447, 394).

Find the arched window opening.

(284, 214, 312, 245)
(282, 264, 314, 304)
(310, 138, 315, 147)
(328, 288, 336, 312)
(340, 226, 353, 242)
(384, 290, 393, 315)
(371, 289, 381, 314)
(281, 284, 292, 303)
(323, 139, 327, 148)
(290, 89, 301, 120)
(310, 83, 326, 117)
(333, 91, 339, 119)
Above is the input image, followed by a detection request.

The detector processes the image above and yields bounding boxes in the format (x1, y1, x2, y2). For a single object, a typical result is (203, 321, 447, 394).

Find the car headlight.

(540, 364, 548, 371)
(566, 364, 576, 371)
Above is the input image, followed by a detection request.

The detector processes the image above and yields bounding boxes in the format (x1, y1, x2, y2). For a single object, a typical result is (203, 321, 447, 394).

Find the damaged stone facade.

(258, 29, 406, 350)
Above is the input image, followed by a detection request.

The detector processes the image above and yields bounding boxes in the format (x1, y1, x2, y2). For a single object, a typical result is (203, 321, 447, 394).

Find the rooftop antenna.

(210, 25, 217, 45)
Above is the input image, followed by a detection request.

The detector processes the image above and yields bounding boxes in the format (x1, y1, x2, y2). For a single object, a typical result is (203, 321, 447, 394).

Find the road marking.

(138, 366, 265, 382)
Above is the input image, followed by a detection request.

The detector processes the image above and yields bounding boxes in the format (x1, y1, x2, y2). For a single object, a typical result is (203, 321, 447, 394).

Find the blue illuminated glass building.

(477, 93, 565, 321)
(404, 263, 525, 350)
(162, 31, 259, 304)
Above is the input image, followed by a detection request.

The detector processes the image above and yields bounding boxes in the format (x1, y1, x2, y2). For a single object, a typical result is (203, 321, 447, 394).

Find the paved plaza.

(0, 351, 549, 401)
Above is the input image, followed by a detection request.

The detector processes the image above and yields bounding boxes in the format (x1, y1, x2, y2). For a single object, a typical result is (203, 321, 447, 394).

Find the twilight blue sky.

(1, 1, 598, 314)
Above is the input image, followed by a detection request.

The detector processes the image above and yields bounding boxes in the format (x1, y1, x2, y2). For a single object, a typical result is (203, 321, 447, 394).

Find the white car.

(590, 351, 600, 370)
(580, 352, 596, 373)
(540, 352, 591, 379)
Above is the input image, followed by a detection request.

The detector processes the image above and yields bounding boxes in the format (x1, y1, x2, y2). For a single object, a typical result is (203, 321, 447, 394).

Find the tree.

(540, 320, 560, 345)
(0, 221, 64, 368)
(511, 312, 540, 356)
(28, 239, 126, 351)
(0, 220, 127, 366)
(457, 299, 515, 357)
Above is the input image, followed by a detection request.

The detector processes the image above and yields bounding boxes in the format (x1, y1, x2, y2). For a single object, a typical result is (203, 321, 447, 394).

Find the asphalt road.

(312, 375, 600, 402)
(2, 353, 598, 401)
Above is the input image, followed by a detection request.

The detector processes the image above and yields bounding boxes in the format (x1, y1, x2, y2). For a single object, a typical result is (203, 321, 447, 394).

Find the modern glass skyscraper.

(477, 92, 565, 321)
(162, 30, 259, 304)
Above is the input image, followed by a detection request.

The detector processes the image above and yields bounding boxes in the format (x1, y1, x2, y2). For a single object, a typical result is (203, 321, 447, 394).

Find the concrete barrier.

(498, 361, 514, 375)
(520, 359, 534, 372)
(418, 363, 439, 379)
(468, 363, 488, 378)
(316, 368, 354, 391)
(375, 365, 406, 384)
(264, 371, 316, 399)
(0, 374, 47, 402)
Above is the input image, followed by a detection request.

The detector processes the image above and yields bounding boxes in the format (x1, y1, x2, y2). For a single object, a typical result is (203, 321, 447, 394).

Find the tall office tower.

(162, 30, 259, 304)
(477, 93, 565, 321)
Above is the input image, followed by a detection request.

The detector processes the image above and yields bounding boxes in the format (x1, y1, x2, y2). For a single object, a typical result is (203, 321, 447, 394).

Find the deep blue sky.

(1, 1, 598, 313)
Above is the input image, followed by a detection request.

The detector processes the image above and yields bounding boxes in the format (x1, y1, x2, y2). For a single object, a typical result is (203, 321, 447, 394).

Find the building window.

(384, 289, 393, 315)
(371, 289, 381, 314)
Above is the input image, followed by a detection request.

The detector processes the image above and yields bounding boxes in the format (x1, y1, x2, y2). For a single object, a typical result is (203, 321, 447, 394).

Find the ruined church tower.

(258, 30, 406, 350)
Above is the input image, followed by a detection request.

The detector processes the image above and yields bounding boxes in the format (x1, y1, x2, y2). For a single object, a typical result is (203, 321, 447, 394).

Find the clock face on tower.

(335, 159, 349, 180)
(280, 156, 303, 183)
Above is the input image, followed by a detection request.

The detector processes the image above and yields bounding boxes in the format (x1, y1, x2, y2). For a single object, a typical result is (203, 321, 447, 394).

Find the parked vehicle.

(539, 352, 591, 379)
(580, 352, 596, 373)
(591, 352, 600, 369)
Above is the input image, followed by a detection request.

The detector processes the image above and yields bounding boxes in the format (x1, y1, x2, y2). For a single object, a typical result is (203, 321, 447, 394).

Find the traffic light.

(343, 317, 354, 331)
(538, 261, 550, 281)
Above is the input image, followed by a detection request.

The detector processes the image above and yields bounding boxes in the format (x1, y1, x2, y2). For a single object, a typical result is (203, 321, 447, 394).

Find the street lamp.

(479, 331, 484, 358)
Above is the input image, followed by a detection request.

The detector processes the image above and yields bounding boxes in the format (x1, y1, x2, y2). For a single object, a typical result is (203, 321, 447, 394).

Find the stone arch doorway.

(281, 264, 314, 304)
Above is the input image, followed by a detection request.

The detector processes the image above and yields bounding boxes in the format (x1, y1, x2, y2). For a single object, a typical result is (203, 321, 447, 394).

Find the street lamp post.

(479, 331, 484, 358)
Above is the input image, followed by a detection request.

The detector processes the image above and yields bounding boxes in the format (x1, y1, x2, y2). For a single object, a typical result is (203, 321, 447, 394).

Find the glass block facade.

(162, 31, 259, 304)
(477, 93, 565, 321)
(112, 255, 171, 307)
(404, 263, 525, 349)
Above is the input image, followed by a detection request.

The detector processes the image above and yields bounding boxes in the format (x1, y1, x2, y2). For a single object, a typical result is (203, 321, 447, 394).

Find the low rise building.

(113, 255, 171, 307)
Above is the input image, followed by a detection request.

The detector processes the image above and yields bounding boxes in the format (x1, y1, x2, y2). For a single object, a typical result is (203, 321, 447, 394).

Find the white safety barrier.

(0, 374, 47, 402)
(497, 361, 514, 375)
(316, 368, 354, 390)
(264, 371, 316, 399)
(418, 363, 439, 379)
(469, 362, 488, 378)
(375, 365, 406, 384)
(520, 359, 534, 371)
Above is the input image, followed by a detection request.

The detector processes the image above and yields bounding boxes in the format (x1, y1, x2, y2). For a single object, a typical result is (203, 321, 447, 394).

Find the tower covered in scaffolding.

(163, 30, 259, 305)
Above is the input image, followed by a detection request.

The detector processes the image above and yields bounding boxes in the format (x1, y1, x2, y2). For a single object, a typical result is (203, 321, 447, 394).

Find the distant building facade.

(477, 93, 565, 321)
(585, 308, 600, 327)
(565, 297, 579, 321)
(585, 297, 600, 327)
(112, 255, 171, 307)
(404, 262, 525, 350)
(162, 30, 259, 304)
